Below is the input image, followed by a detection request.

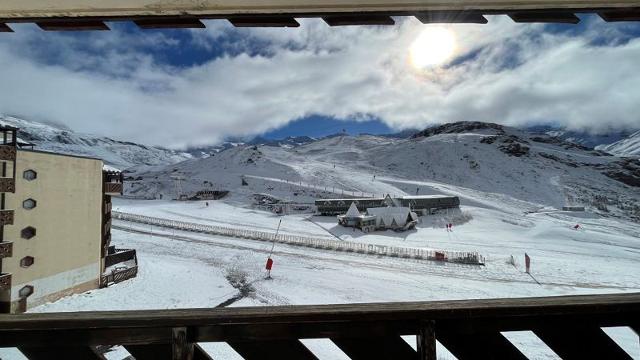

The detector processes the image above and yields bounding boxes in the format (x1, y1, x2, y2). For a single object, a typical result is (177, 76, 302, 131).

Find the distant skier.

(449, 223, 453, 232)
(205, 202, 209, 207)
(416, 187, 420, 195)
(573, 224, 580, 230)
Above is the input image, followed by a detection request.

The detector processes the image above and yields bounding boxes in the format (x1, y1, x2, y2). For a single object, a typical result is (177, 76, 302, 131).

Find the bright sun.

(410, 27, 457, 69)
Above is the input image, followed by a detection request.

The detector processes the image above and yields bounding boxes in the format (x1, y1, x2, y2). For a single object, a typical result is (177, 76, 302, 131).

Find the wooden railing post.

(417, 320, 436, 360)
(172, 327, 194, 360)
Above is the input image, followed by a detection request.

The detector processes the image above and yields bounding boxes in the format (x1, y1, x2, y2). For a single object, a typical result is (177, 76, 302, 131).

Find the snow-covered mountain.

(596, 130, 640, 158)
(524, 124, 635, 149)
(0, 115, 192, 169)
(132, 121, 640, 221)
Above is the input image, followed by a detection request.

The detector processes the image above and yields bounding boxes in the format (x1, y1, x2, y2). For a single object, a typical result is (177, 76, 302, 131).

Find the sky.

(1, 15, 640, 148)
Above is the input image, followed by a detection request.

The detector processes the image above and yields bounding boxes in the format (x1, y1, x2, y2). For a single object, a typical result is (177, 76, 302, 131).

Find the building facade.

(0, 127, 122, 313)
(317, 194, 460, 216)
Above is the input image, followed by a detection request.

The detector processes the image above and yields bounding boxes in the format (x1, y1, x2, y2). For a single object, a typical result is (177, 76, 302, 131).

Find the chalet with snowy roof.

(337, 196, 419, 232)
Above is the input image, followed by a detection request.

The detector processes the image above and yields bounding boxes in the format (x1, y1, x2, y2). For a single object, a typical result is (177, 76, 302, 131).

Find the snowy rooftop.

(103, 164, 122, 173)
(400, 195, 458, 200)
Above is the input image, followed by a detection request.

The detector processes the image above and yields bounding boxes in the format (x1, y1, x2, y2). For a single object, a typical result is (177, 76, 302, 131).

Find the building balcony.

(0, 178, 15, 193)
(0, 241, 12, 258)
(0, 145, 16, 161)
(104, 201, 112, 215)
(104, 182, 123, 195)
(0, 210, 14, 226)
(0, 272, 11, 291)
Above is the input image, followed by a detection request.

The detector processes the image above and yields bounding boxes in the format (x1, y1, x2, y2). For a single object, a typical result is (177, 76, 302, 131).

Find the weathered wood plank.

(19, 346, 104, 360)
(3, 0, 640, 20)
(36, 20, 110, 31)
(417, 321, 436, 360)
(415, 11, 488, 24)
(436, 331, 527, 360)
(323, 15, 394, 26)
(229, 17, 299, 27)
(534, 326, 633, 360)
(193, 344, 214, 360)
(599, 9, 640, 21)
(125, 344, 171, 359)
(2, 293, 639, 331)
(172, 327, 193, 360)
(228, 339, 318, 360)
(331, 336, 417, 360)
(134, 18, 205, 29)
(509, 11, 580, 23)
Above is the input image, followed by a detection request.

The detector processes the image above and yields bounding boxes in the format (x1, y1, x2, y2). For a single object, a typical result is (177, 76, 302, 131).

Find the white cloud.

(0, 16, 639, 148)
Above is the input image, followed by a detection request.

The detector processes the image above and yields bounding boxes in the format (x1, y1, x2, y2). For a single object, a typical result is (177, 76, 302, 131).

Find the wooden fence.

(113, 211, 484, 265)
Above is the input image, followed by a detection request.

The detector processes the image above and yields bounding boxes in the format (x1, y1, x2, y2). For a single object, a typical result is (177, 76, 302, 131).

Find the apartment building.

(0, 126, 122, 313)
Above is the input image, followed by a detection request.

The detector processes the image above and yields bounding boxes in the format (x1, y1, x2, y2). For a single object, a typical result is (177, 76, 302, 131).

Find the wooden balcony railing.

(0, 293, 638, 359)
(0, 209, 13, 226)
(0, 272, 11, 291)
(0, 241, 12, 258)
(0, 145, 16, 161)
(104, 182, 122, 195)
(0, 178, 15, 193)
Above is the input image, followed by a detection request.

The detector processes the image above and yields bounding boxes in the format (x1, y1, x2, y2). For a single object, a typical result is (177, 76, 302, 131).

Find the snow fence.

(113, 211, 485, 265)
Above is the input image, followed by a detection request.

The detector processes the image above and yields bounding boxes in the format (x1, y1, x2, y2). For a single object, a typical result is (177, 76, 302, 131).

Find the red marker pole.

(266, 219, 282, 279)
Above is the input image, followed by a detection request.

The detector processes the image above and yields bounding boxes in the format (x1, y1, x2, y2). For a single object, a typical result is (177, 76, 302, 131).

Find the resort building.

(337, 199, 419, 232)
(317, 194, 460, 216)
(0, 126, 124, 313)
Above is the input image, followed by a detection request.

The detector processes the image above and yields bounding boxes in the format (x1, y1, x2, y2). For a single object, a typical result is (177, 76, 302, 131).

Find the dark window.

(18, 285, 34, 298)
(23, 170, 37, 181)
(21, 226, 36, 239)
(20, 256, 34, 268)
(22, 199, 36, 210)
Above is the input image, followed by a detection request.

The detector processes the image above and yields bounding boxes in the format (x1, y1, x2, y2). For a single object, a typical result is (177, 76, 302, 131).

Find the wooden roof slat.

(134, 17, 205, 29)
(599, 9, 640, 21)
(323, 15, 395, 26)
(436, 331, 528, 360)
(415, 11, 488, 24)
(229, 16, 299, 27)
(534, 326, 634, 360)
(331, 336, 417, 360)
(36, 20, 109, 31)
(509, 11, 580, 23)
(228, 340, 318, 360)
(0, 23, 12, 32)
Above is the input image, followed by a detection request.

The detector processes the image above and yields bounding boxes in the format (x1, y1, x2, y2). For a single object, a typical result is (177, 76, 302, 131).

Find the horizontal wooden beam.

(36, 20, 109, 31)
(323, 15, 395, 25)
(228, 16, 299, 27)
(2, 1, 640, 20)
(1, 293, 639, 332)
(415, 11, 488, 23)
(599, 8, 640, 21)
(134, 18, 205, 29)
(0, 294, 637, 350)
(509, 11, 581, 23)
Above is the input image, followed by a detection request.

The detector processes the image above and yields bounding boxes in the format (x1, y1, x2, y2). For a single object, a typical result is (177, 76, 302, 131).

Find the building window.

(21, 226, 36, 239)
(22, 199, 36, 210)
(18, 285, 34, 298)
(23, 170, 37, 181)
(20, 256, 34, 268)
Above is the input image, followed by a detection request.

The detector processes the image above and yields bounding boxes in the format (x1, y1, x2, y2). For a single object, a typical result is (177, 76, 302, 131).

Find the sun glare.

(410, 27, 457, 69)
